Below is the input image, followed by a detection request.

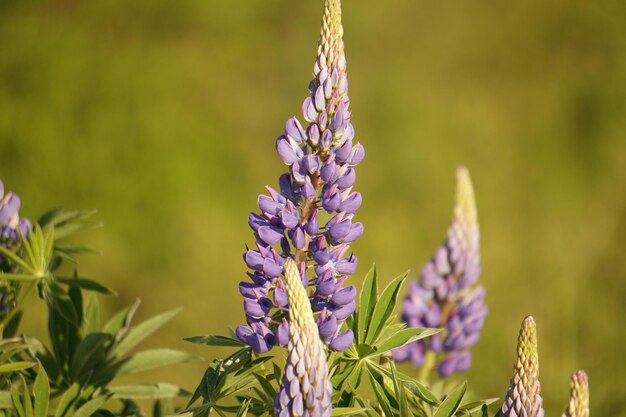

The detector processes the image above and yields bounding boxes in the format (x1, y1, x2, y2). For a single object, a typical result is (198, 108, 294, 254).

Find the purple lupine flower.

(275, 259, 332, 417)
(237, 0, 362, 353)
(393, 166, 487, 377)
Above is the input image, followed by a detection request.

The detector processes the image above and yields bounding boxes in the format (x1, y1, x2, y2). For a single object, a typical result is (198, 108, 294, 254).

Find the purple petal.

(339, 192, 362, 214)
(258, 225, 284, 245)
(244, 250, 265, 271)
(347, 142, 365, 165)
(285, 117, 306, 142)
(258, 195, 282, 215)
(342, 222, 364, 243)
(0, 193, 20, 226)
(336, 167, 356, 189)
(335, 256, 357, 275)
(318, 314, 338, 339)
(276, 137, 298, 165)
(276, 319, 289, 346)
(334, 139, 352, 163)
(330, 300, 356, 320)
(292, 227, 306, 250)
(331, 285, 356, 306)
(316, 278, 336, 297)
(274, 286, 288, 307)
(329, 329, 354, 351)
(302, 97, 317, 122)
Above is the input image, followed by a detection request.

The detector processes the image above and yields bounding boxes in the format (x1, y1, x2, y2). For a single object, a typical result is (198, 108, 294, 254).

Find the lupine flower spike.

(275, 258, 333, 417)
(500, 316, 545, 417)
(394, 166, 487, 377)
(562, 370, 589, 417)
(238, 0, 363, 354)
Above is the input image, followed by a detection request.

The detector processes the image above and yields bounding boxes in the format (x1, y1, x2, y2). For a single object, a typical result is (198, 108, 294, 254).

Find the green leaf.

(0, 391, 10, 409)
(56, 277, 116, 295)
(367, 369, 394, 417)
(456, 398, 498, 415)
(102, 299, 141, 341)
(38, 208, 97, 229)
(331, 408, 366, 416)
(390, 362, 409, 417)
(109, 383, 189, 399)
(110, 349, 196, 377)
(235, 399, 251, 417)
(46, 282, 79, 326)
(357, 265, 378, 344)
(252, 372, 276, 398)
(53, 244, 100, 256)
(434, 382, 467, 417)
(10, 383, 26, 417)
(0, 362, 36, 373)
(111, 307, 182, 357)
(82, 296, 101, 336)
(69, 333, 110, 380)
(71, 395, 109, 417)
(184, 334, 246, 347)
(365, 271, 408, 345)
(375, 327, 442, 355)
(54, 383, 82, 417)
(33, 366, 49, 417)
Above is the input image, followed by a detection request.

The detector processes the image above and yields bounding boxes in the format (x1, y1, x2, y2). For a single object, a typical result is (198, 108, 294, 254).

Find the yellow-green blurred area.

(1, 0, 625, 415)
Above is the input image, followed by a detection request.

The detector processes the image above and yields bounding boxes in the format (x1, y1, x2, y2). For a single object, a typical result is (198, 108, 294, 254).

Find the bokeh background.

(1, 0, 625, 415)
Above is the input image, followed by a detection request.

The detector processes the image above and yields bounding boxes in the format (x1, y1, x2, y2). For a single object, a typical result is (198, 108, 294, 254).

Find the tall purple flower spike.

(393, 166, 487, 377)
(237, 0, 363, 354)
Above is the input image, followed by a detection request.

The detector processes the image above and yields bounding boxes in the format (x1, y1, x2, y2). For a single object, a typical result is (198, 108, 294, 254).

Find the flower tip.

(454, 165, 476, 221)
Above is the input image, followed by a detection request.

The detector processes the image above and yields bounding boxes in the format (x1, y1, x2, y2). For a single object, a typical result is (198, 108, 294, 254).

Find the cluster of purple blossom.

(0, 181, 31, 248)
(236, 2, 364, 354)
(393, 167, 488, 377)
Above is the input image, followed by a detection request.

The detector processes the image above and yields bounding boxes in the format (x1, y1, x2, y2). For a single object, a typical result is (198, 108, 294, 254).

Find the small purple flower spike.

(238, 0, 363, 353)
(394, 166, 487, 377)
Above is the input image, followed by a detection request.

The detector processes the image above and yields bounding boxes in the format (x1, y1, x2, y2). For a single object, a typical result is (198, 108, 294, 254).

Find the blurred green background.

(1, 0, 625, 415)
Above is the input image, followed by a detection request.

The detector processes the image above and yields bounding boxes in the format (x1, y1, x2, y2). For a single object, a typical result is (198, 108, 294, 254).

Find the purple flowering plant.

(0, 1, 591, 417)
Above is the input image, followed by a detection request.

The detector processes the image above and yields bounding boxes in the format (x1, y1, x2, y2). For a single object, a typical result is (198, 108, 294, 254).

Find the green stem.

(418, 350, 437, 384)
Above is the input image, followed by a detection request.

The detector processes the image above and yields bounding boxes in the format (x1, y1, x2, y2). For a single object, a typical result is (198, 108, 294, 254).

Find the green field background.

(1, 0, 625, 415)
